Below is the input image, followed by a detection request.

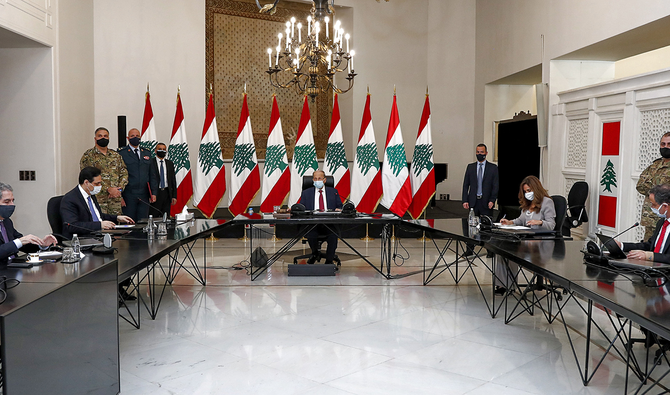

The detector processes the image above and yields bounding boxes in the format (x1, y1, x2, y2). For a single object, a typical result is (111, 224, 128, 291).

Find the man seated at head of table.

(60, 166, 135, 240)
(615, 183, 670, 262)
(0, 182, 57, 264)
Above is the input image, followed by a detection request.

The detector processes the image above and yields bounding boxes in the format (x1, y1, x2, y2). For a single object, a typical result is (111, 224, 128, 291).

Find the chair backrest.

(567, 181, 589, 221)
(47, 195, 64, 238)
(551, 195, 567, 233)
(301, 175, 335, 191)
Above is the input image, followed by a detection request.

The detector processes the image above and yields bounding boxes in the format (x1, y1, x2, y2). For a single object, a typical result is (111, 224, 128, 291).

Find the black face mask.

(476, 154, 486, 162)
(0, 205, 15, 220)
(96, 138, 109, 148)
(129, 137, 141, 147)
(661, 148, 670, 159)
(156, 150, 167, 159)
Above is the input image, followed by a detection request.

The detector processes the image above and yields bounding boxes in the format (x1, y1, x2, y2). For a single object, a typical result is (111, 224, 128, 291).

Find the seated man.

(616, 183, 670, 262)
(0, 182, 56, 263)
(61, 166, 135, 239)
(299, 170, 343, 265)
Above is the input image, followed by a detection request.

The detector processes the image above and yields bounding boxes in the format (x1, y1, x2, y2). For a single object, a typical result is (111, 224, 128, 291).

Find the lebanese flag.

(140, 86, 158, 156)
(324, 94, 350, 202)
(260, 96, 290, 212)
(228, 94, 260, 216)
(288, 97, 319, 206)
(407, 95, 435, 219)
(167, 90, 193, 216)
(350, 93, 382, 213)
(380, 93, 412, 217)
(193, 92, 226, 218)
(597, 121, 621, 229)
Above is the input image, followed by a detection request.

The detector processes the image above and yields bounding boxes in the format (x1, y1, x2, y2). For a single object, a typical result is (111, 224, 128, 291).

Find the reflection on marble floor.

(120, 238, 650, 394)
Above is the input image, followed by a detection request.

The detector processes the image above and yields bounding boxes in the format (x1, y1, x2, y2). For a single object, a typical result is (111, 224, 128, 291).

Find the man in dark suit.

(0, 182, 56, 264)
(60, 167, 135, 240)
(118, 128, 157, 221)
(616, 184, 670, 263)
(462, 143, 499, 216)
(299, 170, 343, 265)
(150, 142, 177, 217)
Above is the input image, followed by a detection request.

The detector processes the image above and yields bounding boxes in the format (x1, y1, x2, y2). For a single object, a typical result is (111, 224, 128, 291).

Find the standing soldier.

(637, 132, 670, 240)
(80, 127, 128, 215)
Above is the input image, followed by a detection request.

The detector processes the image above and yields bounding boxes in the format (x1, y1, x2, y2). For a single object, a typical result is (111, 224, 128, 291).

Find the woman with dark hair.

(501, 175, 556, 230)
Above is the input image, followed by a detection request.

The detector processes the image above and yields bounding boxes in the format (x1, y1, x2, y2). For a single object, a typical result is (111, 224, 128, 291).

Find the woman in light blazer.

(496, 176, 556, 294)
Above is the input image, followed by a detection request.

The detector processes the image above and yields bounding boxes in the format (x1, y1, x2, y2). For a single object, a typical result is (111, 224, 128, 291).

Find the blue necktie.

(160, 160, 166, 189)
(477, 163, 483, 197)
(88, 196, 100, 222)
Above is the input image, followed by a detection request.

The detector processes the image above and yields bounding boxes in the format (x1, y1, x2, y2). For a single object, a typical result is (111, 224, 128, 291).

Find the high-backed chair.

(551, 195, 568, 236)
(47, 195, 66, 243)
(563, 181, 589, 236)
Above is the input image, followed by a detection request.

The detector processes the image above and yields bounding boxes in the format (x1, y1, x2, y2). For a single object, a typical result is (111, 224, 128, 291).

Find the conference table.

(2, 216, 670, 394)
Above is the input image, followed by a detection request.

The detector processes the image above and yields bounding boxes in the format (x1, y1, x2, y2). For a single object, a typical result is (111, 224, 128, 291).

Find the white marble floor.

(118, 237, 660, 394)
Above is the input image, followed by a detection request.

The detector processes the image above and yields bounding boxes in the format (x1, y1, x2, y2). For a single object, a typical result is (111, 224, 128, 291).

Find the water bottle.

(248, 207, 254, 216)
(72, 234, 80, 257)
(147, 215, 155, 238)
(468, 208, 475, 226)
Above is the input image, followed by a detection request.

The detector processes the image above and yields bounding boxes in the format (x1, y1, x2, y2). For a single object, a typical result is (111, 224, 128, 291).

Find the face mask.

(476, 154, 486, 162)
(0, 205, 15, 219)
(87, 183, 102, 195)
(524, 191, 534, 201)
(96, 138, 109, 148)
(314, 180, 324, 189)
(661, 148, 670, 159)
(156, 150, 167, 159)
(652, 204, 667, 218)
(129, 137, 141, 147)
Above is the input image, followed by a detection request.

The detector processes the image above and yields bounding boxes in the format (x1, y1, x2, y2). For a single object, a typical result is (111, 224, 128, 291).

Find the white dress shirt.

(314, 187, 328, 211)
(155, 157, 168, 188)
(78, 184, 102, 221)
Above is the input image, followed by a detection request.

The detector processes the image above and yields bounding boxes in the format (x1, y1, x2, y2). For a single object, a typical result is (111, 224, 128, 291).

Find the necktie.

(654, 220, 669, 253)
(477, 163, 483, 197)
(319, 190, 325, 211)
(88, 196, 100, 222)
(135, 148, 140, 160)
(160, 160, 166, 189)
(0, 221, 14, 259)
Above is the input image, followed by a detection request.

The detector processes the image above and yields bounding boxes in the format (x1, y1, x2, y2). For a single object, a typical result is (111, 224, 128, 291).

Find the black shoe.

(494, 286, 507, 295)
(307, 255, 318, 265)
(120, 290, 137, 301)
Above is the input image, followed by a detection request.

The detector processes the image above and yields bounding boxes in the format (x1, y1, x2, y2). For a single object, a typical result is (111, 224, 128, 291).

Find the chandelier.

(261, 0, 356, 101)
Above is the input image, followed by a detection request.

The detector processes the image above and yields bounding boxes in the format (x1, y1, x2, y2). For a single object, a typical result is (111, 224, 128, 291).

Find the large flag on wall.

(597, 121, 621, 229)
(380, 92, 412, 217)
(260, 95, 290, 212)
(324, 94, 351, 202)
(407, 94, 435, 219)
(167, 90, 193, 216)
(229, 93, 260, 216)
(193, 92, 226, 218)
(140, 85, 158, 157)
(288, 97, 319, 206)
(350, 93, 382, 213)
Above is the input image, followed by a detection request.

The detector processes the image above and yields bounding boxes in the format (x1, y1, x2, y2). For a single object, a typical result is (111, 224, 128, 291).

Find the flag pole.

(417, 210, 431, 242)
(361, 223, 374, 241)
(270, 224, 281, 242)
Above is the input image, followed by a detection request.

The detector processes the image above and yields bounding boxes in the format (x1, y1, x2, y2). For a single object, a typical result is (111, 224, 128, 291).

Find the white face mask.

(524, 191, 534, 201)
(89, 183, 102, 195)
(652, 204, 667, 219)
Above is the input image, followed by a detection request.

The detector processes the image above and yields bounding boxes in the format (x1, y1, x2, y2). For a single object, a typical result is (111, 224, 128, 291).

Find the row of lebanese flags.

(139, 86, 434, 219)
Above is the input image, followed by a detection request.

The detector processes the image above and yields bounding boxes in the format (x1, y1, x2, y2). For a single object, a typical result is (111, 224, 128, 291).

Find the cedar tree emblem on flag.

(600, 159, 617, 193)
(356, 143, 380, 176)
(198, 142, 225, 176)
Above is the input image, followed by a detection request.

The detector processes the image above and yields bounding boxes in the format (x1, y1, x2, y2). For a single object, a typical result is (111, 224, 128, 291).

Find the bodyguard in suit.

(118, 128, 157, 221)
(0, 182, 56, 264)
(60, 167, 135, 240)
(150, 143, 177, 217)
(299, 170, 343, 265)
(462, 143, 499, 216)
(616, 183, 670, 263)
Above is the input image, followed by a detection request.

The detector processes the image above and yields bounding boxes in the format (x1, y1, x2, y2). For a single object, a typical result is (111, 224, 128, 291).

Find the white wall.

(615, 45, 670, 79)
(0, 0, 54, 47)
(0, 48, 55, 236)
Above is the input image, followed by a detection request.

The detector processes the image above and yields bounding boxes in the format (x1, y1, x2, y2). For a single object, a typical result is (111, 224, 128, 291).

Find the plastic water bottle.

(72, 234, 80, 256)
(147, 215, 155, 238)
(468, 208, 475, 226)
(248, 207, 254, 216)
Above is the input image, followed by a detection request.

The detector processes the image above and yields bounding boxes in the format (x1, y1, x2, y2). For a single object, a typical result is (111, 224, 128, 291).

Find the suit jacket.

(299, 187, 343, 211)
(151, 157, 177, 199)
(0, 218, 22, 264)
(118, 145, 158, 195)
(60, 186, 117, 239)
(624, 218, 670, 263)
(462, 161, 499, 207)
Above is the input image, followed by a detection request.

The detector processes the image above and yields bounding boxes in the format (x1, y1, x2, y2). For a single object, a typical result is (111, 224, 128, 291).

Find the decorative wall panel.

(564, 177, 582, 196)
(634, 192, 646, 242)
(638, 108, 670, 171)
(566, 118, 588, 169)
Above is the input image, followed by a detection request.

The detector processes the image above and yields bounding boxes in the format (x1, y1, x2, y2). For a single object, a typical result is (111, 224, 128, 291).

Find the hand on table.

(117, 215, 135, 224)
(41, 234, 58, 247)
(101, 221, 116, 230)
(527, 220, 543, 226)
(19, 234, 44, 246)
(627, 250, 648, 261)
(500, 219, 513, 225)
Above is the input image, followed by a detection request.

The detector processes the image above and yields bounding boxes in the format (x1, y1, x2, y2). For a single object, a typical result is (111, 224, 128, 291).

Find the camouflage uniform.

(80, 147, 128, 215)
(636, 158, 670, 240)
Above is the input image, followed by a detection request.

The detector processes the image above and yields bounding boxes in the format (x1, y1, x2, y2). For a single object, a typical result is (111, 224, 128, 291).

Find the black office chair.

(292, 175, 341, 266)
(47, 195, 67, 243)
(551, 195, 567, 237)
(563, 181, 589, 236)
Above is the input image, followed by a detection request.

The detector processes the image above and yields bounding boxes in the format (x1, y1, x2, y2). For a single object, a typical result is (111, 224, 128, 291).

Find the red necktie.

(319, 190, 324, 211)
(654, 220, 670, 253)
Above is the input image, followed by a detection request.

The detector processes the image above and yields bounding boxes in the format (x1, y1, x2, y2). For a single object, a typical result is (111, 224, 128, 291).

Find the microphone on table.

(607, 222, 640, 241)
(584, 222, 639, 265)
(64, 222, 115, 254)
